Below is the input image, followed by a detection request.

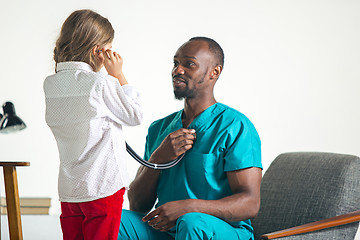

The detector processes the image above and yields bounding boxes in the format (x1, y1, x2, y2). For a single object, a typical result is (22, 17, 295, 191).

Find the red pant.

(60, 188, 125, 240)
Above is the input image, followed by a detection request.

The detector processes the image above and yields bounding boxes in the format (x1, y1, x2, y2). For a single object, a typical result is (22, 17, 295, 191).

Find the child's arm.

(100, 48, 143, 126)
(101, 49, 128, 86)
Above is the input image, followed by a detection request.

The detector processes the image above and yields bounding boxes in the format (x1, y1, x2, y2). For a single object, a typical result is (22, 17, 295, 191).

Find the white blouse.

(44, 62, 143, 202)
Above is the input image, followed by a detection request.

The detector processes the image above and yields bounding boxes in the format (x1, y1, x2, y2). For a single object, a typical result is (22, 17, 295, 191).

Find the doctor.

(118, 37, 262, 240)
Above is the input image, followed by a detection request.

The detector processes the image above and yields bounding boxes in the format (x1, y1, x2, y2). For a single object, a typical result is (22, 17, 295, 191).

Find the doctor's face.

(172, 40, 215, 100)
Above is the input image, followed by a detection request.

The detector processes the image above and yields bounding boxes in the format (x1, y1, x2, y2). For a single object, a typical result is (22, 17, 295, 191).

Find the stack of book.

(0, 197, 51, 215)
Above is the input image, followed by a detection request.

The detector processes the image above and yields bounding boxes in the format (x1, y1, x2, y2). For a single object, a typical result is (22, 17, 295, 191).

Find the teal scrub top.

(144, 103, 262, 230)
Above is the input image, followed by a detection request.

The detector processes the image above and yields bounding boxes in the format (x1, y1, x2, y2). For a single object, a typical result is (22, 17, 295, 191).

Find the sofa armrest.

(261, 210, 360, 239)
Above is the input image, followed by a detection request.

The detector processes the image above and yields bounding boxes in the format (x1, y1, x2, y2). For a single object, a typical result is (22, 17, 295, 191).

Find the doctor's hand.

(150, 128, 196, 164)
(143, 200, 195, 232)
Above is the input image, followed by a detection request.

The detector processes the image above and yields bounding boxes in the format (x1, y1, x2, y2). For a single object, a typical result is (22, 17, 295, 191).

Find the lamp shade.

(0, 102, 26, 133)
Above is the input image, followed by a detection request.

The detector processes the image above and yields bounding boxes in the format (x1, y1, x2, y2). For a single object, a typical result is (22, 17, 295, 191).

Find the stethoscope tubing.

(126, 142, 185, 170)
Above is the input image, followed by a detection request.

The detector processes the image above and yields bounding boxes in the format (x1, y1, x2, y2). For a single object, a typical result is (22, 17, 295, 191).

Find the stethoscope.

(126, 143, 185, 170)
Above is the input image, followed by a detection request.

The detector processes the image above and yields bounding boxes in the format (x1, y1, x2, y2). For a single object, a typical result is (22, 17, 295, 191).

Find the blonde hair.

(54, 9, 114, 70)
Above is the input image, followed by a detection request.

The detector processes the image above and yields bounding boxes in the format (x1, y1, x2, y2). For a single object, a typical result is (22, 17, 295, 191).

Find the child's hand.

(101, 49, 128, 86)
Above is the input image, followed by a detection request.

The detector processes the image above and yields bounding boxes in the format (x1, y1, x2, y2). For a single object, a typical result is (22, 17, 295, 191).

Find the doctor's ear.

(210, 65, 223, 80)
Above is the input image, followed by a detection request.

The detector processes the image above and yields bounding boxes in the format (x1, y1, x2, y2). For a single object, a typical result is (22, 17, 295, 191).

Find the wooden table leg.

(3, 166, 23, 240)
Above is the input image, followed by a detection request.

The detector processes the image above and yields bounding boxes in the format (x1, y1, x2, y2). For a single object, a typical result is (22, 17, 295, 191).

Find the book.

(0, 197, 51, 207)
(0, 197, 51, 215)
(1, 206, 49, 215)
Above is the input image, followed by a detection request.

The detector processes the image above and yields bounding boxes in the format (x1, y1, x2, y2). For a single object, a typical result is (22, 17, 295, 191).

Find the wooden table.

(0, 162, 30, 240)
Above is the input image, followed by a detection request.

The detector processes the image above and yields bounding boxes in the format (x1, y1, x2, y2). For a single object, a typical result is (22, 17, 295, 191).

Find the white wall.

(0, 0, 359, 214)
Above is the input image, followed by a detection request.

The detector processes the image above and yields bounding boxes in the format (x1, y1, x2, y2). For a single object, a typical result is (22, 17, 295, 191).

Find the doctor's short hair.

(189, 37, 224, 68)
(53, 9, 114, 70)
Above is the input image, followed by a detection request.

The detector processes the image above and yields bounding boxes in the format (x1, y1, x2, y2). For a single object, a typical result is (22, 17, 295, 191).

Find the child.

(43, 9, 143, 240)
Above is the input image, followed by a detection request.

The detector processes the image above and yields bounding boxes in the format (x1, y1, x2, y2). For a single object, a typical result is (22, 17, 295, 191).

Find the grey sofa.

(252, 152, 360, 239)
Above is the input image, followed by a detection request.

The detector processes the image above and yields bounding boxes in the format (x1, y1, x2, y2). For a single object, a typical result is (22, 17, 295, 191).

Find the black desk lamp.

(0, 102, 26, 133)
